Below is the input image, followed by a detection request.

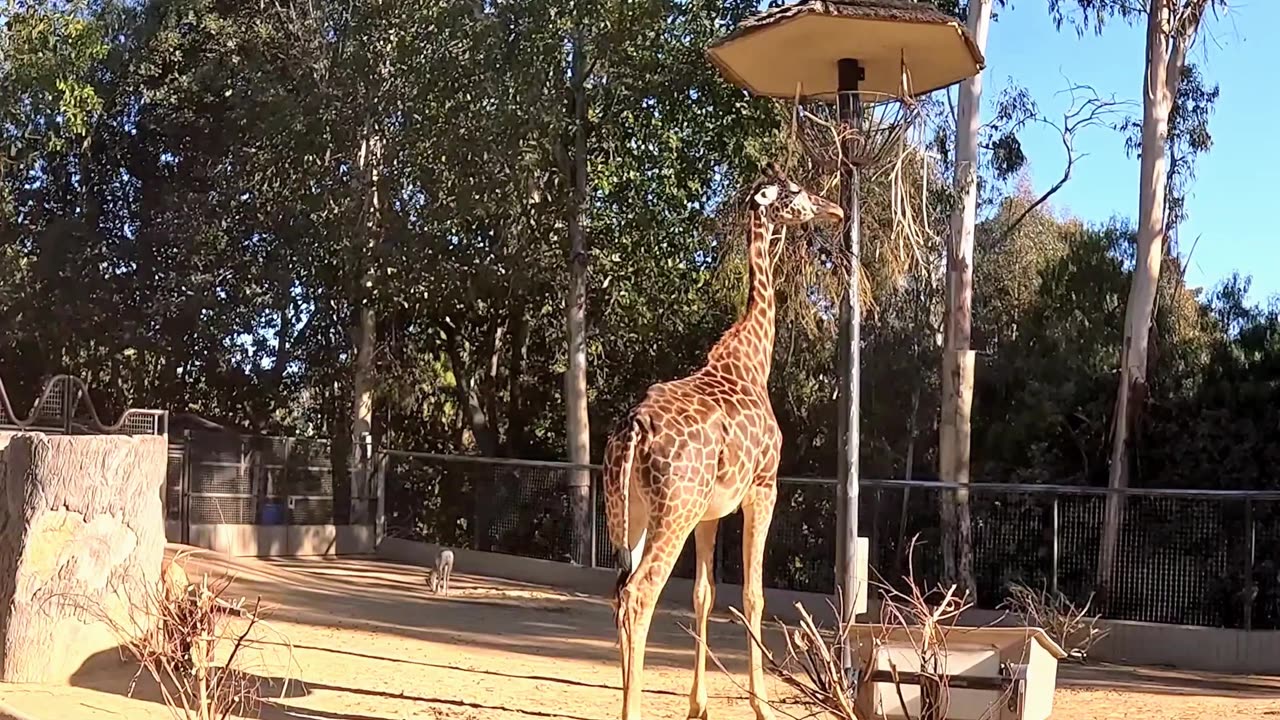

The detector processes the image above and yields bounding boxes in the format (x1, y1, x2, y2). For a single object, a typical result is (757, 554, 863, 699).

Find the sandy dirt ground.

(1, 546, 1278, 720)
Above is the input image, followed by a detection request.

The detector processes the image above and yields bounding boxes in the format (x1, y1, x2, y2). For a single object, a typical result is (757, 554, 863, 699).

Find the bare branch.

(999, 83, 1132, 242)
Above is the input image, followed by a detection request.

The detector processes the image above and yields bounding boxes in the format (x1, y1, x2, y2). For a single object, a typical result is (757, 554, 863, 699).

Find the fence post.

(280, 436, 292, 527)
(182, 429, 192, 545)
(869, 488, 882, 575)
(1051, 495, 1060, 599)
(374, 449, 388, 549)
(62, 376, 75, 434)
(1244, 498, 1256, 631)
(588, 470, 599, 569)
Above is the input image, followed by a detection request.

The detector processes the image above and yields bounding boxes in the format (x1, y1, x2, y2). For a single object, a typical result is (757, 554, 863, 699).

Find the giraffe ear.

(753, 184, 779, 207)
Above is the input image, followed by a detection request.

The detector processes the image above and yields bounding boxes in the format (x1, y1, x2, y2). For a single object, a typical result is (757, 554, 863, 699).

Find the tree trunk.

(349, 128, 383, 527)
(444, 328, 500, 458)
(1100, 0, 1193, 600)
(939, 0, 992, 600)
(564, 30, 593, 568)
(506, 307, 530, 456)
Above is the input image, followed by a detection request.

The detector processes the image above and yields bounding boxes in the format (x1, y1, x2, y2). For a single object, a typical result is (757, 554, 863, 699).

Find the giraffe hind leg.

(741, 482, 779, 720)
(613, 529, 647, 612)
(618, 521, 694, 720)
(687, 519, 718, 719)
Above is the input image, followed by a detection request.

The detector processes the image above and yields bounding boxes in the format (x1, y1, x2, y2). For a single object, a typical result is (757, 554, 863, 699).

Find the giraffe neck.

(707, 211, 776, 386)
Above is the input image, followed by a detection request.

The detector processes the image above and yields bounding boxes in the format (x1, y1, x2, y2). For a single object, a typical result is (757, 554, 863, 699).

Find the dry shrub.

(717, 542, 1032, 720)
(1000, 583, 1108, 663)
(75, 550, 297, 720)
(871, 573, 973, 720)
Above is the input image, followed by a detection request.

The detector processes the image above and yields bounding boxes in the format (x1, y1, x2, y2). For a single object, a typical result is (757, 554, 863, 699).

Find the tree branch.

(999, 84, 1131, 242)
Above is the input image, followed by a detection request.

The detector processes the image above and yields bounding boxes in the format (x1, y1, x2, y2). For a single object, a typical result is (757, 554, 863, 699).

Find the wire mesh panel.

(189, 495, 256, 524)
(284, 438, 336, 496)
(969, 491, 1054, 608)
(870, 485, 945, 592)
(0, 374, 167, 435)
(1104, 496, 1239, 626)
(758, 481, 837, 593)
(378, 450, 1280, 630)
(1251, 500, 1280, 629)
(180, 430, 347, 527)
(165, 442, 186, 522)
(384, 454, 482, 549)
(185, 431, 251, 525)
(1054, 493, 1104, 608)
(189, 460, 250, 495)
(31, 377, 66, 426)
(481, 463, 577, 561)
(290, 498, 337, 525)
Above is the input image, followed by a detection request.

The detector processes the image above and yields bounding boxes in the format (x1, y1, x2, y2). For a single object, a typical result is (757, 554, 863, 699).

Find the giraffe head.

(750, 164, 844, 227)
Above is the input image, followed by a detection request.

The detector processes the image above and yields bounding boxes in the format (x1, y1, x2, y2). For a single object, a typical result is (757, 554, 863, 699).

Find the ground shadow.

(179, 551, 779, 675)
(271, 641, 745, 701)
(168, 551, 1280, 707)
(71, 646, 310, 705)
(267, 677, 603, 720)
(71, 644, 613, 720)
(1060, 662, 1280, 699)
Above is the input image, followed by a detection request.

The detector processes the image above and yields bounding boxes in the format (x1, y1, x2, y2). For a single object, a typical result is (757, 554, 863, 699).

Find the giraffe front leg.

(688, 520, 718, 719)
(618, 526, 685, 720)
(741, 484, 778, 720)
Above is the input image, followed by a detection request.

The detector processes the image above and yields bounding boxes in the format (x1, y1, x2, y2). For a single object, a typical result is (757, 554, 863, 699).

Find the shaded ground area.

(1, 547, 1278, 719)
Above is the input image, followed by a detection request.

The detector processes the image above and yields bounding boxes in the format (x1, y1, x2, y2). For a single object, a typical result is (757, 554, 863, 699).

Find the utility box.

(852, 625, 1066, 720)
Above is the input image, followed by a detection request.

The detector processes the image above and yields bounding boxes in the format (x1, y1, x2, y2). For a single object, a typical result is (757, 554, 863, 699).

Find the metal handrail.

(0, 374, 167, 435)
(378, 447, 1280, 500)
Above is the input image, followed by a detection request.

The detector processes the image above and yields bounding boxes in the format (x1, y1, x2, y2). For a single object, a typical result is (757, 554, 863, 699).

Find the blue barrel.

(261, 502, 285, 526)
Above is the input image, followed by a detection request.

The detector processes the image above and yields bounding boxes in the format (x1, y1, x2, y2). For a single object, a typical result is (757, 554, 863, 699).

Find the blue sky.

(982, 1, 1273, 303)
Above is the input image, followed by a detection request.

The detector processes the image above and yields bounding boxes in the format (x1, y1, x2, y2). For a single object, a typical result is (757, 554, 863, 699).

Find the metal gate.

(173, 429, 360, 554)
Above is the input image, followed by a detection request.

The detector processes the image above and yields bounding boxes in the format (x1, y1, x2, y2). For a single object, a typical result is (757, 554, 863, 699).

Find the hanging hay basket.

(793, 91, 922, 172)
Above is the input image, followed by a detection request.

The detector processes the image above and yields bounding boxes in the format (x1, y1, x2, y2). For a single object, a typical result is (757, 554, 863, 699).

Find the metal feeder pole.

(834, 56, 863, 682)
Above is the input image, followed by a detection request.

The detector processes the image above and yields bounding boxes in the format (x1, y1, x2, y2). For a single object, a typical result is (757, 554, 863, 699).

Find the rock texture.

(0, 432, 167, 683)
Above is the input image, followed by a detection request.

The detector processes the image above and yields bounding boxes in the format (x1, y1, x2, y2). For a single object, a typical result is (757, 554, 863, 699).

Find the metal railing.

(382, 449, 1280, 631)
(0, 374, 167, 435)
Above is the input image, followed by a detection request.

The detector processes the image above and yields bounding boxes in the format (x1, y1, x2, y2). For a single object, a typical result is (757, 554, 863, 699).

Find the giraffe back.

(604, 369, 779, 533)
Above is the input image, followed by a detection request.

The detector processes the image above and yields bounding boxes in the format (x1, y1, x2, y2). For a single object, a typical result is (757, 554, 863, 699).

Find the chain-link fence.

(383, 449, 1280, 630)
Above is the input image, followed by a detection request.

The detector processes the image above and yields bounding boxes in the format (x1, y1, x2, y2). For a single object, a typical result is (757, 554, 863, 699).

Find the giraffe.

(602, 164, 843, 720)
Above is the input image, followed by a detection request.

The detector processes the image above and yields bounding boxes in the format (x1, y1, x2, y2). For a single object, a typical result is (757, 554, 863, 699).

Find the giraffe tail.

(608, 411, 646, 620)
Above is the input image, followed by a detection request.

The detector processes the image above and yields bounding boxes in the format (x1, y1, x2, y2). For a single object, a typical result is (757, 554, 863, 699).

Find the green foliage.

(1, 0, 1274, 504)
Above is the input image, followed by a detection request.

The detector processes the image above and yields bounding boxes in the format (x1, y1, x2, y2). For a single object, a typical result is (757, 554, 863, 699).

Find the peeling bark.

(940, 0, 992, 599)
(1100, 0, 1204, 600)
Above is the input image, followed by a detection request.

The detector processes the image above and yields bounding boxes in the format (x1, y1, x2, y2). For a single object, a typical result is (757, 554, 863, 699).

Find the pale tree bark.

(1099, 0, 1204, 599)
(940, 0, 992, 600)
(564, 29, 593, 567)
(350, 126, 383, 526)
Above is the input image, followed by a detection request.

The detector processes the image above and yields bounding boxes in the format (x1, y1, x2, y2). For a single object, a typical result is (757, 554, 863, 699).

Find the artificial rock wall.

(0, 432, 167, 683)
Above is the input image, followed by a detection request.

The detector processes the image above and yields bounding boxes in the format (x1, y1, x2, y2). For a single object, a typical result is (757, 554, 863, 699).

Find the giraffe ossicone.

(602, 164, 842, 720)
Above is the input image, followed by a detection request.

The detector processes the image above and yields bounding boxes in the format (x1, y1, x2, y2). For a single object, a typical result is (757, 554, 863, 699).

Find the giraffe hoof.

(687, 710, 708, 720)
